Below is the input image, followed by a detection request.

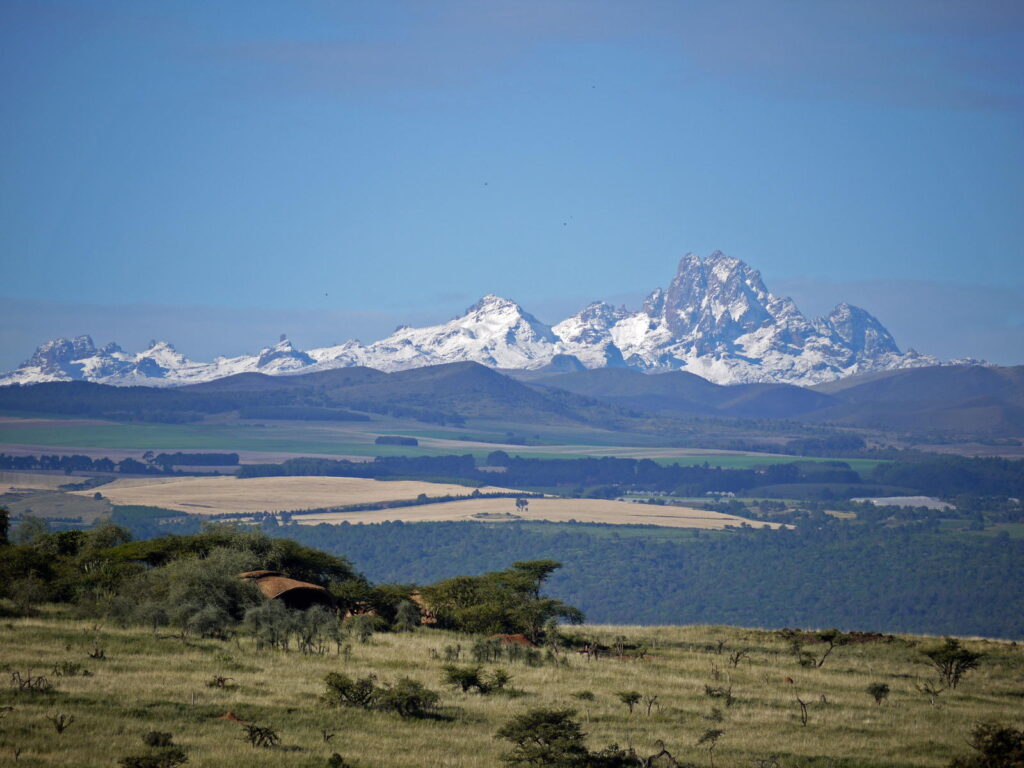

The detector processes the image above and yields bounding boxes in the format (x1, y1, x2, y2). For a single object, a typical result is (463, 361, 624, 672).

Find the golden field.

(295, 496, 779, 529)
(70, 475, 517, 514)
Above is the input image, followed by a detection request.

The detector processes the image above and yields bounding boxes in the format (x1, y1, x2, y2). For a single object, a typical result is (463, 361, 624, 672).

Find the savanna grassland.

(1, 613, 1021, 768)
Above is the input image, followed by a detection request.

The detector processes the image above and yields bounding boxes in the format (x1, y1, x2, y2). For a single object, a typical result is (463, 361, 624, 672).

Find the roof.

(238, 571, 329, 600)
(238, 569, 285, 579)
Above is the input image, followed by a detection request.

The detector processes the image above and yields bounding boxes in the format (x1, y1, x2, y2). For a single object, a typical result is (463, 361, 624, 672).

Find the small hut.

(238, 570, 335, 611)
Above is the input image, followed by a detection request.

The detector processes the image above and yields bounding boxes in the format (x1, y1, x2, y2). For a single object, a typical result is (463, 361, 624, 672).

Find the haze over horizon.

(2, 1, 1022, 369)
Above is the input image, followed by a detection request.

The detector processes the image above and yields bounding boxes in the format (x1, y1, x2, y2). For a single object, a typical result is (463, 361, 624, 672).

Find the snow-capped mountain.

(1, 252, 941, 388)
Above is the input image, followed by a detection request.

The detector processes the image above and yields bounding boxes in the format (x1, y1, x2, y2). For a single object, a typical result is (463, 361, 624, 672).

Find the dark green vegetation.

(256, 515, 1024, 638)
(0, 519, 575, 643)
(237, 451, 1024, 501)
(0, 452, 238, 475)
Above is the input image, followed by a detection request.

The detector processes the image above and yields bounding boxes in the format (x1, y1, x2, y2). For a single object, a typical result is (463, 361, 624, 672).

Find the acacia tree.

(922, 638, 983, 689)
(495, 708, 590, 767)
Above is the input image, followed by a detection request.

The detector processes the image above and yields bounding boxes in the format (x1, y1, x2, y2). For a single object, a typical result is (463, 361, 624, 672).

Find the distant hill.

(808, 365, 1024, 434)
(0, 361, 633, 427)
(528, 367, 838, 419)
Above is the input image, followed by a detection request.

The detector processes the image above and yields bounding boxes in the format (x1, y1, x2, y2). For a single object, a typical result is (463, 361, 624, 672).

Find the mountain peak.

(1, 251, 940, 388)
(465, 294, 522, 315)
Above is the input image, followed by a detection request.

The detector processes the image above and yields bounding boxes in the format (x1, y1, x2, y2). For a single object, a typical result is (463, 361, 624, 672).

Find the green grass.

(0, 417, 885, 473)
(1, 611, 1021, 767)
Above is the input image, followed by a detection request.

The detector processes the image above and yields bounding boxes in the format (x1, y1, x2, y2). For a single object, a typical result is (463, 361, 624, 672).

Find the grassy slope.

(2, 614, 1021, 768)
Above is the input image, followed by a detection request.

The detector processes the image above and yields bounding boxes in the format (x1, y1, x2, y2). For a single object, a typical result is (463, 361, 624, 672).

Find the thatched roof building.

(239, 570, 335, 611)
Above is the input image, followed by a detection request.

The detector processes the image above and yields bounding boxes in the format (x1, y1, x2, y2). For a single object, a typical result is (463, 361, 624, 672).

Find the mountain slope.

(807, 365, 1024, 433)
(532, 367, 838, 419)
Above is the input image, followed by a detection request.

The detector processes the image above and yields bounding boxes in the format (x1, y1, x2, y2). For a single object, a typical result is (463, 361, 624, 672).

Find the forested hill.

(224, 518, 1024, 638)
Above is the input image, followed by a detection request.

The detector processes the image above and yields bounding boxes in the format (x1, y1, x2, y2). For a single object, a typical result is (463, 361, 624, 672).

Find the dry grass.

(296, 496, 781, 529)
(0, 614, 1020, 767)
(69, 475, 517, 514)
(0, 471, 71, 492)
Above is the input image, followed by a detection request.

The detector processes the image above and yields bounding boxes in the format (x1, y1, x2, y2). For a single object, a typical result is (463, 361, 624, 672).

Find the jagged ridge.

(1, 252, 941, 387)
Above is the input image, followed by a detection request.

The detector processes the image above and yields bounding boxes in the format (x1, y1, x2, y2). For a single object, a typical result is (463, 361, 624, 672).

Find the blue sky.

(1, 0, 1022, 367)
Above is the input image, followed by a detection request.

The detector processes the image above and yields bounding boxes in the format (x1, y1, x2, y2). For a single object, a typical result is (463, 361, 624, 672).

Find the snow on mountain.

(1, 252, 944, 388)
(354, 294, 561, 371)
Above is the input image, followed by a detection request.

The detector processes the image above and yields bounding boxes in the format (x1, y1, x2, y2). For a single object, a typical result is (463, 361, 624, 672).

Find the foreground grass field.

(1, 614, 1020, 767)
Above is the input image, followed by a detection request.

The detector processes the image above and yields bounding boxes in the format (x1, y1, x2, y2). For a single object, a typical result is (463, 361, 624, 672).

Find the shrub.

(143, 732, 175, 748)
(442, 664, 486, 693)
(117, 750, 188, 768)
(949, 722, 1024, 768)
(496, 708, 590, 767)
(866, 682, 890, 705)
(241, 724, 280, 748)
(376, 678, 440, 718)
(119, 732, 186, 768)
(322, 673, 378, 709)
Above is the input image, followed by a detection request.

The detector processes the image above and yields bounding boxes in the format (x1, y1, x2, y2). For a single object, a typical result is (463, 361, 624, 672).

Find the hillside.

(529, 368, 838, 419)
(0, 362, 634, 428)
(809, 365, 1024, 434)
(1, 614, 1020, 767)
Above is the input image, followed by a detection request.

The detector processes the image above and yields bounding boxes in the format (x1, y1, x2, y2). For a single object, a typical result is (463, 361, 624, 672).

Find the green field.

(0, 417, 884, 474)
(1, 611, 1020, 767)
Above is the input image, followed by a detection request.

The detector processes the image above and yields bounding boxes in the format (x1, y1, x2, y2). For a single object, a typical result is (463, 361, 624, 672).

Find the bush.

(442, 664, 486, 693)
(322, 673, 378, 709)
(376, 678, 440, 718)
(496, 708, 590, 768)
(866, 682, 890, 705)
(949, 722, 1024, 767)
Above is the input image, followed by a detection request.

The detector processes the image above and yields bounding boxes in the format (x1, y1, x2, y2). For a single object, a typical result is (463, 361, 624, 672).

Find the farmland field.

(0, 415, 879, 470)
(0, 470, 72, 492)
(69, 476, 518, 515)
(294, 495, 781, 529)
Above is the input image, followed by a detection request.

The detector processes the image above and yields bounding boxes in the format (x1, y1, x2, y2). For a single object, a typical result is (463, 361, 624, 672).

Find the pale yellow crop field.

(0, 470, 71, 492)
(70, 475, 516, 514)
(296, 495, 782, 529)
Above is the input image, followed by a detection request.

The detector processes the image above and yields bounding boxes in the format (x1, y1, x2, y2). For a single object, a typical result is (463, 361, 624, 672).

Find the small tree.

(515, 498, 530, 513)
(814, 629, 846, 668)
(393, 600, 421, 632)
(442, 664, 486, 693)
(866, 682, 890, 705)
(696, 729, 724, 768)
(922, 638, 983, 690)
(496, 708, 590, 768)
(616, 691, 641, 714)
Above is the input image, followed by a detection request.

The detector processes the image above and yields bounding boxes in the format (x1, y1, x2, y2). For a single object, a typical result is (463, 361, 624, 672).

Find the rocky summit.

(2, 252, 938, 387)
